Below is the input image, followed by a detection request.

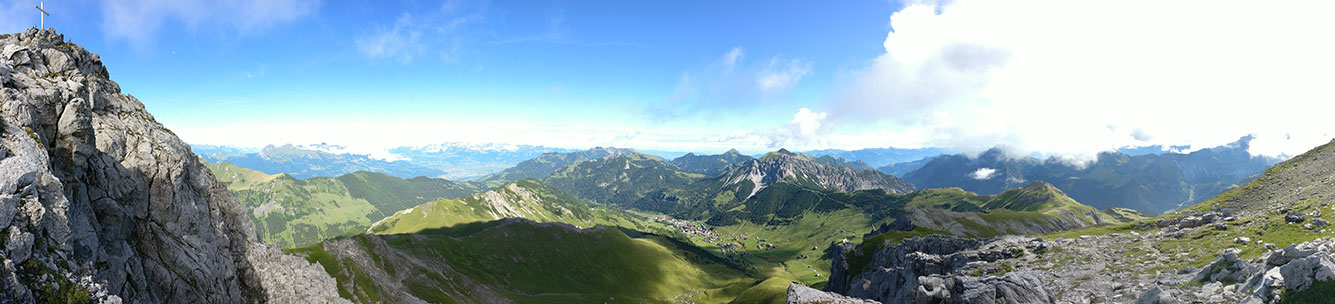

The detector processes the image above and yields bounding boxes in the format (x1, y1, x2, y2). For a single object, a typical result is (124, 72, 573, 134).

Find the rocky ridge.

(822, 235, 1055, 303)
(724, 149, 915, 198)
(0, 28, 343, 303)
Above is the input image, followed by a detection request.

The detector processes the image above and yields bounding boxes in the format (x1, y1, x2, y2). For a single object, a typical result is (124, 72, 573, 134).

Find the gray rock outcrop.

(786, 283, 879, 304)
(1193, 250, 1254, 283)
(1237, 238, 1335, 303)
(1, 28, 344, 303)
(825, 234, 1054, 303)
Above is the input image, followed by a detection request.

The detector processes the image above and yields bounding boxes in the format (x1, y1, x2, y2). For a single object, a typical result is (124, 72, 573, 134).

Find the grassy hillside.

(671, 149, 754, 176)
(476, 147, 636, 185)
(204, 160, 484, 248)
(292, 219, 759, 303)
(656, 180, 1141, 286)
(368, 179, 662, 235)
(1013, 139, 1335, 298)
(544, 153, 706, 206)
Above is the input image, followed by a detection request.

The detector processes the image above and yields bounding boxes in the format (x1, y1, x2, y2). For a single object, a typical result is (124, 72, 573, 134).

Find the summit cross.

(35, 1, 49, 29)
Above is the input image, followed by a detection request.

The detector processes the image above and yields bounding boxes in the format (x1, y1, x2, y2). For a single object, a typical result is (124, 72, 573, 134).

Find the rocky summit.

(724, 149, 915, 198)
(0, 28, 344, 303)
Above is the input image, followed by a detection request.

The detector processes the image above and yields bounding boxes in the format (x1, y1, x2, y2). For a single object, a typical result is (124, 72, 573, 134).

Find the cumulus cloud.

(101, 0, 319, 46)
(828, 0, 1335, 160)
(969, 168, 996, 180)
(709, 108, 833, 149)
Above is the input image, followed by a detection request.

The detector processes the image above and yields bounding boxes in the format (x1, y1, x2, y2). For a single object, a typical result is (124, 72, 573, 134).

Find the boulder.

(1194, 251, 1255, 283)
(1279, 254, 1335, 291)
(917, 271, 1057, 304)
(829, 235, 1052, 303)
(1136, 286, 1175, 304)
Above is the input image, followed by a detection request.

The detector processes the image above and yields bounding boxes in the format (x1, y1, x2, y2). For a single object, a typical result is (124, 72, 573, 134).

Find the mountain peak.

(1022, 180, 1060, 193)
(725, 148, 741, 155)
(1, 29, 343, 302)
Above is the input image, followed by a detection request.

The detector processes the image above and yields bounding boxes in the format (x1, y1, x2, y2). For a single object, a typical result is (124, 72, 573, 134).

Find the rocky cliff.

(0, 28, 343, 303)
(822, 235, 1055, 303)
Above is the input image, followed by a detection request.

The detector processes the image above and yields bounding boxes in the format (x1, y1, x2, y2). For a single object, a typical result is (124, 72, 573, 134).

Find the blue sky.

(3, 0, 1333, 160)
(1, 0, 906, 155)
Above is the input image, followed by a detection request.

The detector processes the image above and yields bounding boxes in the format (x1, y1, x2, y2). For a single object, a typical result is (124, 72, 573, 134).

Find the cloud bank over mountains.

(794, 0, 1335, 161)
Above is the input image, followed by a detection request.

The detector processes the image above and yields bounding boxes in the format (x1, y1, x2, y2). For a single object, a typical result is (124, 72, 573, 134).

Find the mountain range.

(806, 139, 1335, 304)
(900, 136, 1280, 214)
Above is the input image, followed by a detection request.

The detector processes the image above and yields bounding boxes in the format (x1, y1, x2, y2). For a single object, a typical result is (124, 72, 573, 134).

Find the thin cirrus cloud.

(651, 47, 813, 121)
(811, 0, 1335, 161)
(354, 3, 486, 63)
(100, 0, 319, 47)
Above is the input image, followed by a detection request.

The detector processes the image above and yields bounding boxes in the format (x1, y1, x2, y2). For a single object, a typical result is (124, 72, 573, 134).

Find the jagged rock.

(786, 283, 880, 304)
(916, 271, 1057, 304)
(1242, 267, 1284, 303)
(0, 28, 340, 302)
(247, 243, 349, 304)
(1234, 237, 1251, 244)
(4, 227, 33, 263)
(1144, 211, 1226, 230)
(723, 150, 914, 198)
(1264, 242, 1323, 267)
(1314, 218, 1330, 227)
(1278, 254, 1335, 292)
(1136, 286, 1175, 304)
(828, 235, 1051, 303)
(1286, 213, 1306, 223)
(1194, 250, 1253, 283)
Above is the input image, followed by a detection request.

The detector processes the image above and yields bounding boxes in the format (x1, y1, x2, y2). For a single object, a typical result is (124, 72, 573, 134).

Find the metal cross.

(35, 1, 49, 29)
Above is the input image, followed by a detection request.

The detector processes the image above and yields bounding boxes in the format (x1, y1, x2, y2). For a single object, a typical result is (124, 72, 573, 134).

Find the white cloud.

(721, 47, 744, 73)
(101, 0, 319, 46)
(356, 14, 425, 62)
(653, 48, 813, 120)
(354, 4, 484, 63)
(792, 108, 827, 137)
(710, 108, 833, 149)
(828, 0, 1335, 160)
(969, 168, 996, 180)
(757, 56, 812, 93)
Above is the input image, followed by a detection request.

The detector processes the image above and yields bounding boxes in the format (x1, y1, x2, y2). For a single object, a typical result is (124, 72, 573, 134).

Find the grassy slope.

(368, 179, 666, 235)
(293, 219, 758, 303)
(205, 160, 484, 248)
(544, 153, 706, 206)
(685, 180, 1140, 286)
(1036, 139, 1335, 286)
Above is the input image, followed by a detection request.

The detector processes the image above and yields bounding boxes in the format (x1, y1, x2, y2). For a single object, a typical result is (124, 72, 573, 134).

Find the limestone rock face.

(0, 28, 343, 303)
(825, 234, 1054, 304)
(785, 283, 880, 304)
(1194, 250, 1254, 283)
